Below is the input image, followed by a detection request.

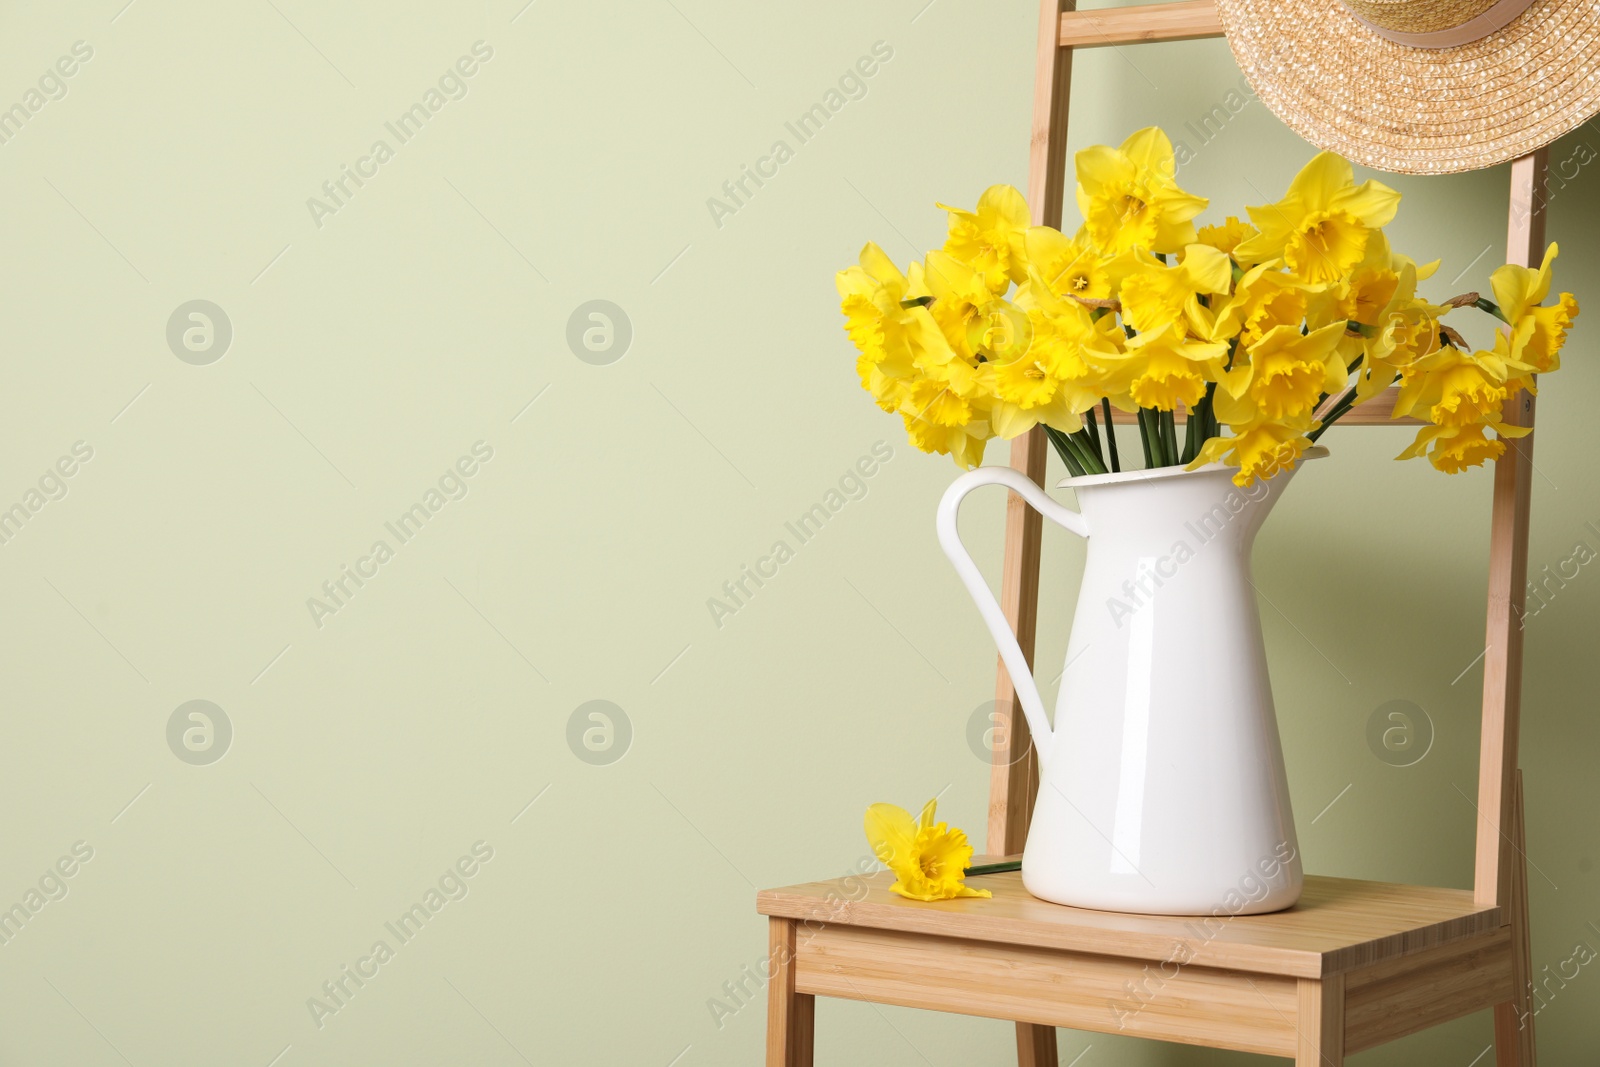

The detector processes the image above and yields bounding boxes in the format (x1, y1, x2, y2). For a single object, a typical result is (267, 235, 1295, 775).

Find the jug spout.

(1064, 446, 1324, 559)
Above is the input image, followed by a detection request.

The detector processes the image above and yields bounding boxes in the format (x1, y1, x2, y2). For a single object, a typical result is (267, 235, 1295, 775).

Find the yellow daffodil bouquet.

(837, 127, 1578, 485)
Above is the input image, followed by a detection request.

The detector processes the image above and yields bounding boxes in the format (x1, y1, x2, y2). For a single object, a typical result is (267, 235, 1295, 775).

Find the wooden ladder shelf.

(759, 2, 1545, 1063)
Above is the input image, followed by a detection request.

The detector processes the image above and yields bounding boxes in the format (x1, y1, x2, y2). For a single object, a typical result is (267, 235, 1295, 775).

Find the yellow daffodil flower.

(896, 334, 991, 469)
(1075, 127, 1208, 255)
(900, 363, 991, 469)
(838, 244, 924, 412)
(1216, 322, 1348, 423)
(924, 251, 1004, 365)
(1117, 244, 1232, 336)
(1491, 243, 1580, 374)
(903, 374, 974, 427)
(983, 355, 1084, 439)
(938, 184, 1032, 296)
(1398, 420, 1529, 474)
(1392, 343, 1534, 473)
(1492, 242, 1559, 322)
(1392, 345, 1527, 428)
(1196, 215, 1259, 257)
(839, 131, 1573, 482)
(1344, 263, 1402, 329)
(902, 412, 990, 469)
(864, 799, 991, 902)
(1019, 271, 1128, 362)
(1303, 231, 1391, 322)
(1425, 364, 1507, 427)
(977, 278, 1127, 439)
(1348, 259, 1448, 402)
(1189, 417, 1315, 486)
(1121, 326, 1227, 411)
(837, 242, 911, 365)
(1200, 261, 1310, 347)
(1233, 152, 1400, 284)
(1426, 424, 1505, 473)
(1025, 225, 1111, 301)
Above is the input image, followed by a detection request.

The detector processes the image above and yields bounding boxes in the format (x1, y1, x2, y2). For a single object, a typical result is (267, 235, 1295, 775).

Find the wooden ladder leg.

(1297, 975, 1345, 1067)
(1480, 150, 1547, 1066)
(766, 918, 814, 1067)
(1014, 1022, 1057, 1066)
(1005, 3, 1069, 1060)
(1493, 771, 1538, 1065)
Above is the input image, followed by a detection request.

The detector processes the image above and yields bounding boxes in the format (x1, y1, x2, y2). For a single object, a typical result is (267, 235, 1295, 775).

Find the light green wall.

(0, 1, 1594, 1064)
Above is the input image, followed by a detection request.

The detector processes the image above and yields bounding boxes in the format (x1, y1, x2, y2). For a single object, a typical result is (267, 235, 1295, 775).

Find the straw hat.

(1215, 0, 1600, 174)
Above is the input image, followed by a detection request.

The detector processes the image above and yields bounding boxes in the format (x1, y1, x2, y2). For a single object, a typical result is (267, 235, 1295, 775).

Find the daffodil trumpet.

(838, 127, 1577, 483)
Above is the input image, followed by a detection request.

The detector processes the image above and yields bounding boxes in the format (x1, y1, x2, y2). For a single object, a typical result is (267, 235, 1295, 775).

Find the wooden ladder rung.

(1060, 0, 1222, 48)
(1330, 387, 1421, 426)
(1106, 387, 1421, 426)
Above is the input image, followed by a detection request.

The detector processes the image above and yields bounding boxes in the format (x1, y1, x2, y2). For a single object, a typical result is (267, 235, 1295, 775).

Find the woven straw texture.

(1345, 0, 1502, 33)
(1216, 0, 1600, 174)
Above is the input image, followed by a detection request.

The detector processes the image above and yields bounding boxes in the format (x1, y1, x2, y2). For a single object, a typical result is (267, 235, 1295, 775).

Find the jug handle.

(936, 465, 1089, 777)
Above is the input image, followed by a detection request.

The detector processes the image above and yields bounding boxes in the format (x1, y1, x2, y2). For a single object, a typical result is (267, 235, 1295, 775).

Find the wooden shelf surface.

(758, 866, 1501, 979)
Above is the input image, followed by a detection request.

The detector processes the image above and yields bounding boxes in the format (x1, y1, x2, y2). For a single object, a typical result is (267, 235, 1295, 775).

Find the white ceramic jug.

(937, 449, 1323, 915)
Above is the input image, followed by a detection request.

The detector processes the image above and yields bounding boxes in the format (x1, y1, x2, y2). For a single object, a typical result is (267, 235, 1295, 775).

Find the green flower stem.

(1475, 296, 1511, 324)
(1074, 429, 1104, 469)
(1047, 425, 1105, 477)
(1307, 378, 1390, 443)
(1136, 409, 1157, 469)
(1067, 428, 1107, 475)
(1101, 398, 1122, 473)
(965, 859, 1022, 877)
(1159, 410, 1179, 466)
(1045, 425, 1086, 477)
(1181, 409, 1198, 464)
(1083, 406, 1105, 465)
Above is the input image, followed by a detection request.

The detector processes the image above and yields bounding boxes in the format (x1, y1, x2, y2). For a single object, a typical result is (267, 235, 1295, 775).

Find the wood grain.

(1015, 1019, 1057, 1066)
(1105, 387, 1420, 427)
(1029, 0, 1076, 232)
(759, 871, 1502, 980)
(1493, 771, 1538, 1065)
(1344, 925, 1513, 1053)
(796, 924, 1299, 1056)
(1059, 0, 1222, 46)
(987, 0, 1079, 866)
(1476, 148, 1546, 912)
(1297, 974, 1345, 1066)
(765, 919, 814, 1067)
(1003, 5, 1078, 1063)
(990, 433, 1049, 859)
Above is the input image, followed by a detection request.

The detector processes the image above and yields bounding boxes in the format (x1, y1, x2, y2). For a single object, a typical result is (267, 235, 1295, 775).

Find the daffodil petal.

(1287, 152, 1354, 210)
(1180, 243, 1233, 294)
(1074, 144, 1131, 190)
(864, 803, 917, 871)
(1332, 179, 1401, 228)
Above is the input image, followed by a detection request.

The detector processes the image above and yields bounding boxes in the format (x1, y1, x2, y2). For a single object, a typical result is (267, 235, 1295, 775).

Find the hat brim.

(1216, 0, 1600, 174)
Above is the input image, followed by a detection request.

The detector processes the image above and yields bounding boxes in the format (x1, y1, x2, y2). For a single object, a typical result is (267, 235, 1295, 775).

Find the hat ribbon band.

(1349, 0, 1538, 47)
